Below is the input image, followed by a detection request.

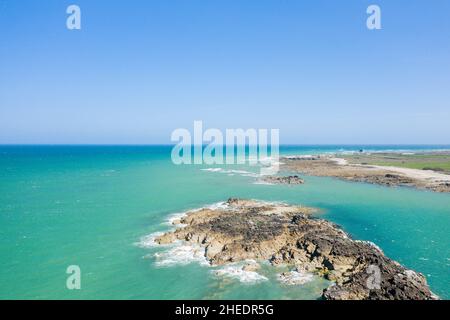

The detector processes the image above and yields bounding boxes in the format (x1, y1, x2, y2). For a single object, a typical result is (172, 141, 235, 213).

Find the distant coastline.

(280, 151, 450, 193)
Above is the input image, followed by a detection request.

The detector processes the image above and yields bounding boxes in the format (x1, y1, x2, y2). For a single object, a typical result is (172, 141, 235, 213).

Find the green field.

(372, 161, 450, 172)
(343, 153, 450, 174)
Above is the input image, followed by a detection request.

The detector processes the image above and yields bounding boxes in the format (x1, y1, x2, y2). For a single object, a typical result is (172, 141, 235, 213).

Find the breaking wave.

(277, 270, 314, 285)
(136, 232, 166, 248)
(201, 167, 260, 178)
(212, 264, 268, 284)
(153, 243, 210, 267)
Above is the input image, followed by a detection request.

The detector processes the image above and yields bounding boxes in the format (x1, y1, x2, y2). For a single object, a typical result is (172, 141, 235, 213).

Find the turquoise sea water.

(0, 145, 449, 299)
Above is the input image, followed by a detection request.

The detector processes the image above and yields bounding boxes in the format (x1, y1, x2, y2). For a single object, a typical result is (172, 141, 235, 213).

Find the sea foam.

(212, 264, 268, 284)
(153, 243, 210, 267)
(137, 202, 231, 267)
(136, 232, 165, 248)
(277, 270, 314, 285)
(201, 167, 260, 178)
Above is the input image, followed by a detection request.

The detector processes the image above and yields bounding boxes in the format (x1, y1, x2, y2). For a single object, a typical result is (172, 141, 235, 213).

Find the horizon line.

(1, 143, 450, 147)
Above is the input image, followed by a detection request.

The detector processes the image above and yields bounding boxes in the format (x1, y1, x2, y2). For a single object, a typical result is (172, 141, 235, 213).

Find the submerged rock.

(278, 269, 314, 285)
(261, 175, 305, 185)
(154, 198, 437, 300)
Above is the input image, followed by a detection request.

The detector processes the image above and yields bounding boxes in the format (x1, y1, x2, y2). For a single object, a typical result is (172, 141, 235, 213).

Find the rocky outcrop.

(155, 198, 437, 300)
(282, 154, 450, 192)
(261, 175, 305, 185)
(346, 173, 416, 187)
(283, 156, 450, 193)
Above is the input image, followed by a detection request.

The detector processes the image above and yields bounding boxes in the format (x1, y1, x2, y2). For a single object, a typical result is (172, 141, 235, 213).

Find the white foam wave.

(277, 270, 314, 285)
(253, 180, 275, 185)
(163, 202, 229, 227)
(138, 202, 232, 267)
(201, 168, 223, 172)
(355, 240, 383, 253)
(136, 232, 165, 248)
(201, 167, 260, 178)
(212, 265, 268, 284)
(154, 243, 209, 267)
(165, 212, 189, 227)
(205, 201, 229, 210)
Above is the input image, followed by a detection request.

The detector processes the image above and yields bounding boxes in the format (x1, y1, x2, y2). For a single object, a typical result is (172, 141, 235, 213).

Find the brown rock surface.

(282, 156, 450, 193)
(155, 198, 437, 300)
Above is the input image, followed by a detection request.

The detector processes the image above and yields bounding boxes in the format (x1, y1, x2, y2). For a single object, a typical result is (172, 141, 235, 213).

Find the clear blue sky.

(1, 0, 449, 144)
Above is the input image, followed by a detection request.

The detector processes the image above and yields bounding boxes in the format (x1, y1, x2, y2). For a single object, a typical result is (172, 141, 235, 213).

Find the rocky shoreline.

(281, 155, 450, 193)
(155, 198, 437, 300)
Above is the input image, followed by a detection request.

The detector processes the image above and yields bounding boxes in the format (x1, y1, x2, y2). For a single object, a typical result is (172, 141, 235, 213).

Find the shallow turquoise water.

(0, 145, 449, 299)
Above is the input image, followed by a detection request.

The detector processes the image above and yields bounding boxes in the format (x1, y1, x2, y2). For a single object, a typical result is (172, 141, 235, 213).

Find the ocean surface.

(0, 145, 449, 299)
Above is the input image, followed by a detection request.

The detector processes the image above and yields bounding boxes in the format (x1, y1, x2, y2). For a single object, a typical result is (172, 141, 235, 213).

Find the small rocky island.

(155, 198, 437, 300)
